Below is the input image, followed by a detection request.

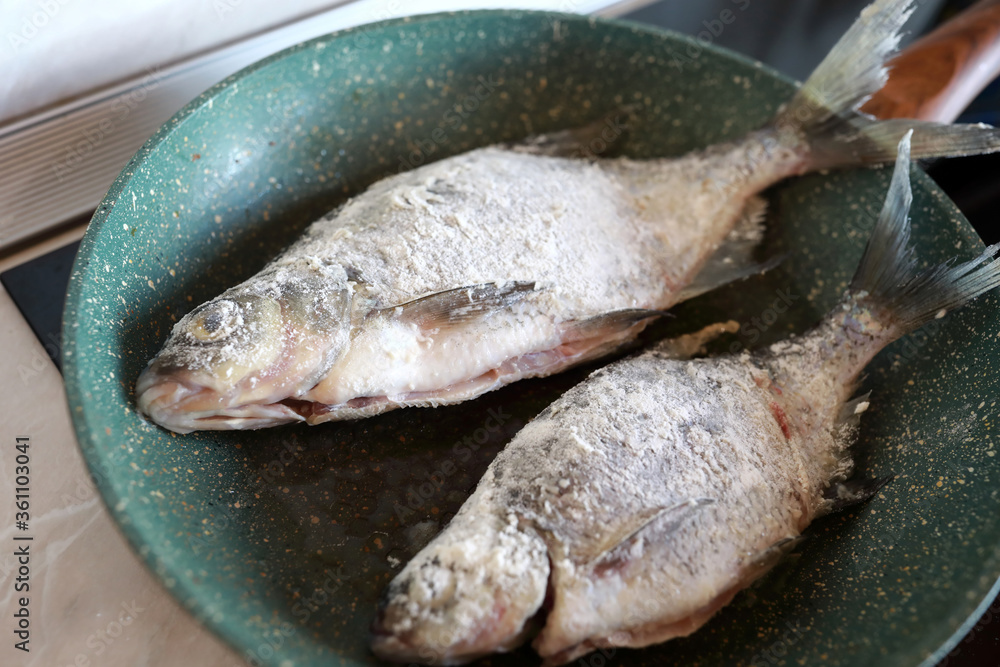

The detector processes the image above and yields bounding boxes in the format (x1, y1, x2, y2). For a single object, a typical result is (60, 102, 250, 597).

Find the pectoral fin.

(738, 534, 807, 587)
(508, 107, 636, 158)
(834, 392, 872, 434)
(562, 309, 665, 342)
(385, 281, 538, 331)
(552, 309, 664, 361)
(586, 497, 715, 565)
(822, 476, 894, 514)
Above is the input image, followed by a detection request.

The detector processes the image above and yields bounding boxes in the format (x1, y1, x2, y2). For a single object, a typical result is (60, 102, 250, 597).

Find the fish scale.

(291, 148, 693, 312)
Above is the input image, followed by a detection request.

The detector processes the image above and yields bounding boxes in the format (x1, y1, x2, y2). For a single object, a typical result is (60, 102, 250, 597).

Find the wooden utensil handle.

(863, 0, 1000, 122)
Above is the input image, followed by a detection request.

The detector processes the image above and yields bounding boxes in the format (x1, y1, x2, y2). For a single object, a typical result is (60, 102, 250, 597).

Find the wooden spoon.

(863, 0, 1000, 122)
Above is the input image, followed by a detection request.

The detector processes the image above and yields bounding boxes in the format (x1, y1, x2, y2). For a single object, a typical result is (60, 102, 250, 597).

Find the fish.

(136, 0, 1000, 433)
(367, 132, 1000, 665)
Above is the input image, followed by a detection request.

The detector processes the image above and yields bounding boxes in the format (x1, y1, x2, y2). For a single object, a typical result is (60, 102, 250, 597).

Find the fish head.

(370, 512, 550, 664)
(136, 264, 353, 432)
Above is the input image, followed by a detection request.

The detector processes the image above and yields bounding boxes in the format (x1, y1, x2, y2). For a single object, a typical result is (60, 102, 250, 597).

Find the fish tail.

(773, 0, 1000, 168)
(850, 131, 1000, 333)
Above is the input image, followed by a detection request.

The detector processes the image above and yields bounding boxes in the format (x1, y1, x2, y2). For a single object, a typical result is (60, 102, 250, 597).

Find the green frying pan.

(62, 10, 1000, 667)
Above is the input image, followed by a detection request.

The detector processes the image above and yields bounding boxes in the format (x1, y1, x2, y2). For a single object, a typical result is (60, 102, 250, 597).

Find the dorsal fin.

(506, 107, 636, 159)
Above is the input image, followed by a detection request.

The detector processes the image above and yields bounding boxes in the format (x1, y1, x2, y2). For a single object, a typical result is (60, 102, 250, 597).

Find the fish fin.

(745, 535, 806, 576)
(731, 194, 769, 242)
(586, 498, 715, 564)
(652, 320, 741, 360)
(678, 198, 783, 301)
(386, 281, 539, 330)
(821, 475, 894, 514)
(561, 308, 665, 343)
(775, 0, 1000, 168)
(546, 309, 665, 368)
(678, 256, 783, 301)
(849, 133, 1000, 333)
(508, 107, 636, 158)
(834, 391, 872, 437)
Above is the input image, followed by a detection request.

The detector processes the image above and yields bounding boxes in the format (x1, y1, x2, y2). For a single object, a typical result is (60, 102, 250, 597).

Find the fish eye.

(188, 299, 243, 342)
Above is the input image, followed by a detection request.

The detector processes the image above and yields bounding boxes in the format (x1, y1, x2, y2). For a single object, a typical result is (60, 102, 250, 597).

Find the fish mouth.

(370, 587, 542, 666)
(134, 364, 397, 433)
(135, 369, 308, 434)
(369, 519, 551, 665)
(370, 625, 453, 665)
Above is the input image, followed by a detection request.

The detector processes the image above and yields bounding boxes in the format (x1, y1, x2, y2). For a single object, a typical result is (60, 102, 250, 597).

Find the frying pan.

(62, 6, 1000, 667)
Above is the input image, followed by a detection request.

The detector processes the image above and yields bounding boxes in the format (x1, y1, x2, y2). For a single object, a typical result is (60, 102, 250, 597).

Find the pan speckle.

(62, 9, 998, 667)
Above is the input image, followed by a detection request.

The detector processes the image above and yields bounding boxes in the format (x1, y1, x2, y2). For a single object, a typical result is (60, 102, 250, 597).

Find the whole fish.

(137, 0, 1000, 432)
(369, 133, 1000, 665)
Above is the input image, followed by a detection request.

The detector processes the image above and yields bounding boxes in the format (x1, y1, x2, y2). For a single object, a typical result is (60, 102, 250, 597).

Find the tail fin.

(850, 131, 1000, 332)
(773, 0, 1000, 168)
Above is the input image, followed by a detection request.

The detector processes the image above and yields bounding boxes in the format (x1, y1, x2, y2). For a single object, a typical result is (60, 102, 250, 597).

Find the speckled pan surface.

(62, 10, 1000, 667)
